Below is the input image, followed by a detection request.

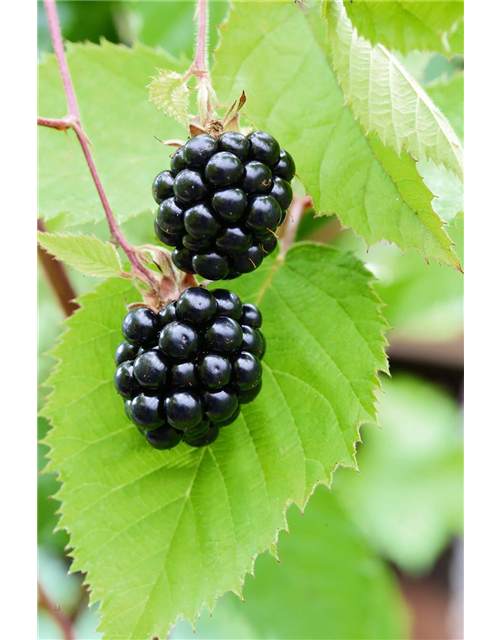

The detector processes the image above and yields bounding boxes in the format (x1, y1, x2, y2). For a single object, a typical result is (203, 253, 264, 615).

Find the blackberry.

(156, 198, 185, 234)
(218, 131, 249, 160)
(130, 393, 164, 430)
(165, 391, 203, 430)
(152, 170, 175, 205)
(274, 149, 296, 182)
(199, 353, 232, 389)
(219, 404, 241, 427)
(176, 287, 217, 325)
(184, 134, 218, 167)
(216, 226, 252, 255)
(241, 325, 266, 359)
(270, 177, 293, 211)
(146, 424, 183, 450)
(233, 352, 262, 390)
(261, 235, 278, 256)
(184, 423, 220, 447)
(173, 169, 209, 204)
(171, 361, 197, 388)
(205, 152, 244, 187)
(122, 307, 159, 346)
(247, 131, 280, 166)
(192, 252, 229, 280)
(232, 245, 264, 274)
(155, 220, 184, 248)
(184, 204, 221, 239)
(172, 247, 195, 274)
(205, 316, 243, 352)
(114, 361, 140, 398)
(203, 388, 238, 422)
(152, 131, 295, 279)
(246, 196, 281, 233)
(212, 189, 247, 222)
(237, 380, 263, 404)
(182, 234, 212, 252)
(158, 301, 177, 326)
(159, 321, 199, 359)
(133, 350, 169, 388)
(240, 303, 263, 329)
(211, 288, 242, 320)
(113, 287, 265, 449)
(242, 161, 273, 194)
(115, 341, 139, 366)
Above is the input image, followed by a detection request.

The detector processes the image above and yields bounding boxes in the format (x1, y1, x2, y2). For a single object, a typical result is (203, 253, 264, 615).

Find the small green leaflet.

(148, 69, 189, 127)
(343, 0, 464, 55)
(323, 0, 463, 180)
(213, 1, 460, 269)
(37, 232, 123, 278)
(173, 487, 409, 640)
(42, 243, 388, 639)
(335, 375, 464, 573)
(38, 42, 187, 227)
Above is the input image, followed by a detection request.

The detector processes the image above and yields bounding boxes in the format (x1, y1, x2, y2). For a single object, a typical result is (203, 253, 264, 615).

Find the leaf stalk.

(38, 0, 157, 289)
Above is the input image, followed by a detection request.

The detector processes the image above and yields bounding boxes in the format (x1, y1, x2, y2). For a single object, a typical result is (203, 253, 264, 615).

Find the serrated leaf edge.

(40, 244, 389, 637)
(37, 231, 124, 278)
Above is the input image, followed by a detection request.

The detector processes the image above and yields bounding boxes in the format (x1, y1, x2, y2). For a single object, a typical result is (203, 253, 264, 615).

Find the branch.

(38, 0, 156, 288)
(279, 195, 314, 259)
(37, 116, 72, 130)
(182, 0, 217, 124)
(44, 0, 79, 119)
(38, 580, 76, 640)
(37, 220, 79, 317)
(193, 0, 209, 75)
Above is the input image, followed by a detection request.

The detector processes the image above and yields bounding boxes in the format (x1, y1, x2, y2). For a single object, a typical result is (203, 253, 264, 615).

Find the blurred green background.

(38, 2, 464, 639)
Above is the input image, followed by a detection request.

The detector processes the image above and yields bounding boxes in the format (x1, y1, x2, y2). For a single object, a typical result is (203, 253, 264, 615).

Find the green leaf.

(418, 73, 464, 223)
(426, 73, 464, 142)
(213, 1, 460, 269)
(42, 243, 388, 639)
(173, 487, 409, 640)
(335, 374, 464, 573)
(323, 0, 463, 180)
(343, 0, 464, 55)
(447, 18, 464, 54)
(372, 218, 463, 342)
(122, 0, 230, 65)
(37, 232, 123, 278)
(38, 42, 187, 227)
(148, 69, 189, 127)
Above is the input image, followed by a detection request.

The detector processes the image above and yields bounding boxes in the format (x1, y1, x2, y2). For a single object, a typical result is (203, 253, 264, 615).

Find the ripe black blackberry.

(152, 131, 295, 280)
(113, 287, 266, 449)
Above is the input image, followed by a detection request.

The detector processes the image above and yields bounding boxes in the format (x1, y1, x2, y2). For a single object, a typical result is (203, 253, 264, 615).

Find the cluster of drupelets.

(114, 288, 266, 449)
(152, 130, 295, 280)
(114, 130, 294, 449)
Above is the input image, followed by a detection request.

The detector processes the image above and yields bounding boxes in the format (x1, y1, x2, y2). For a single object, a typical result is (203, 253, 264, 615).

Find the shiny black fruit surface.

(152, 130, 295, 280)
(114, 288, 265, 449)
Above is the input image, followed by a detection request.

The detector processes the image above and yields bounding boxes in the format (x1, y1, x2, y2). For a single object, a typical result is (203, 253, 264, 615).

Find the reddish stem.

(37, 116, 71, 130)
(37, 220, 79, 317)
(39, 0, 156, 288)
(279, 195, 314, 258)
(44, 0, 79, 118)
(38, 580, 76, 640)
(71, 123, 153, 283)
(194, 0, 208, 74)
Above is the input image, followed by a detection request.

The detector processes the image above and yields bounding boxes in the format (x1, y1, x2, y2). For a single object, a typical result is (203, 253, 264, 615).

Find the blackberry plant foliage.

(37, 0, 464, 638)
(42, 246, 390, 638)
(114, 288, 265, 449)
(153, 131, 295, 280)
